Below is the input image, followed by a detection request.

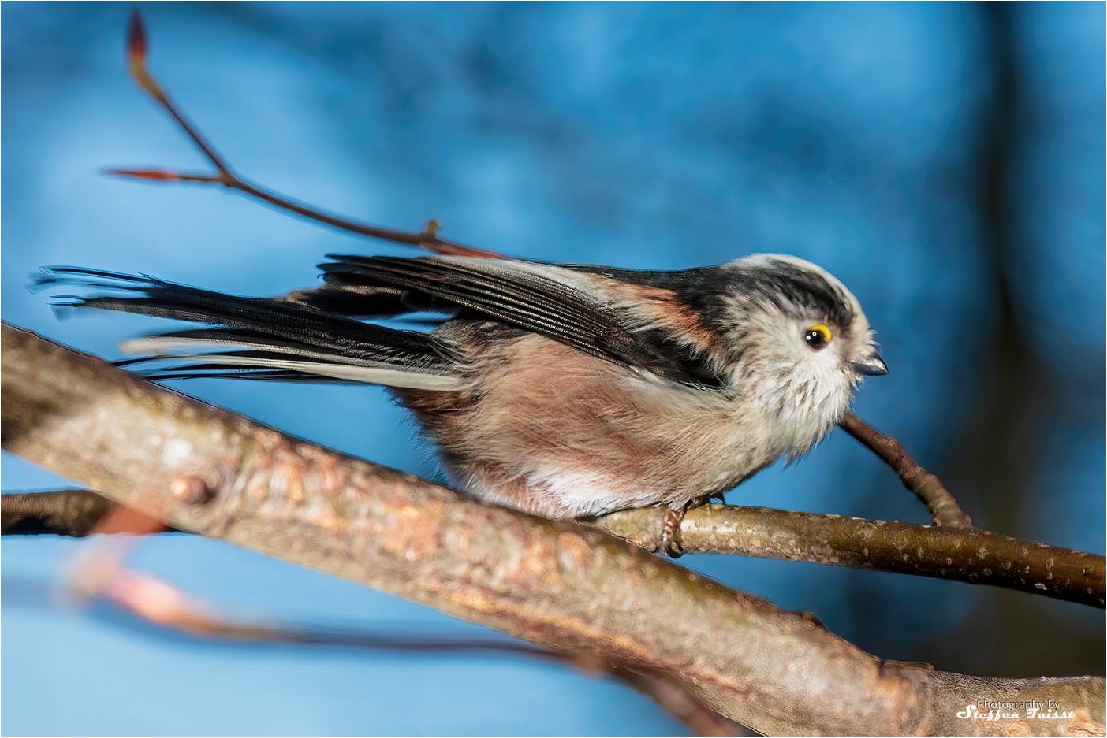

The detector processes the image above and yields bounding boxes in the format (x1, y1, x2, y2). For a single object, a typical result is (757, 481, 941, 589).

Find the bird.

(36, 252, 887, 555)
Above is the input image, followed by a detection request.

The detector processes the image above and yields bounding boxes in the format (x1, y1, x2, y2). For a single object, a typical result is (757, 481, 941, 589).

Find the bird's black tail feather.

(33, 267, 463, 390)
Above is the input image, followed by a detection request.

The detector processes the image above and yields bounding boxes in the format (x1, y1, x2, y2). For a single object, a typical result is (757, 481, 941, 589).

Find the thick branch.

(7, 490, 1102, 609)
(2, 323, 1103, 736)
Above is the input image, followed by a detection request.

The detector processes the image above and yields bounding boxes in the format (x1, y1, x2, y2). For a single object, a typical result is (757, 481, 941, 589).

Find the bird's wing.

(280, 281, 459, 320)
(318, 255, 726, 387)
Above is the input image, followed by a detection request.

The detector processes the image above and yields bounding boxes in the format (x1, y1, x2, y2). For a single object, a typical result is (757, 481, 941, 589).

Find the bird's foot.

(660, 494, 725, 557)
(661, 504, 689, 558)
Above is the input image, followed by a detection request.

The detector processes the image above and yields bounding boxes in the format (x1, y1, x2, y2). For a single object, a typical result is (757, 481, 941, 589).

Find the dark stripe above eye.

(737, 260, 854, 327)
(566, 260, 854, 330)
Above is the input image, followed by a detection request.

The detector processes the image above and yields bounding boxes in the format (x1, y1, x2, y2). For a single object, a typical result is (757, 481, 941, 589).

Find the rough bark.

(3, 323, 1103, 736)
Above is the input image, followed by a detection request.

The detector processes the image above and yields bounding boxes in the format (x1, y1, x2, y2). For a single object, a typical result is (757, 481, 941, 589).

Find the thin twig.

(111, 11, 502, 259)
(839, 413, 974, 528)
(6, 489, 1101, 608)
(90, 567, 741, 736)
(597, 504, 1102, 608)
(2, 488, 115, 536)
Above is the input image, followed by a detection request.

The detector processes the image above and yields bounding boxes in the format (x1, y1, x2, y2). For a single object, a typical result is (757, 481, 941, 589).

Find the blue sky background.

(2, 3, 1104, 735)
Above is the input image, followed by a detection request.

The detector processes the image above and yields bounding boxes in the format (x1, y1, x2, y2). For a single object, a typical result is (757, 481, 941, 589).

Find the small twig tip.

(127, 10, 148, 64)
(104, 167, 182, 182)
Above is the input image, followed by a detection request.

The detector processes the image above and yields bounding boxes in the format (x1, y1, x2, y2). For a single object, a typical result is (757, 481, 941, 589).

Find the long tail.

(33, 267, 463, 390)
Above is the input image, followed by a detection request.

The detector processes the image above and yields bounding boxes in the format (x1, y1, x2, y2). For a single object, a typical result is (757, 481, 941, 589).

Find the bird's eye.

(804, 323, 832, 350)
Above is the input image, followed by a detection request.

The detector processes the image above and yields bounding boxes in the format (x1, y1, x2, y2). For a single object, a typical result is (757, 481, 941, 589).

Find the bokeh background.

(2, 2, 1103, 735)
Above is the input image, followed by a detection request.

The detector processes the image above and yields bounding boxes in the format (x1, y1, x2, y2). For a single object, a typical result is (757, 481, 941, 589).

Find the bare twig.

(597, 505, 1102, 608)
(3, 323, 1103, 735)
(93, 567, 742, 736)
(8, 489, 1102, 609)
(839, 412, 975, 528)
(111, 11, 501, 260)
(2, 488, 115, 536)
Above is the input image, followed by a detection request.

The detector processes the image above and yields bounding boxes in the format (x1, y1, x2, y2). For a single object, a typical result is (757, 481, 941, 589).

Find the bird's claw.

(661, 506, 687, 558)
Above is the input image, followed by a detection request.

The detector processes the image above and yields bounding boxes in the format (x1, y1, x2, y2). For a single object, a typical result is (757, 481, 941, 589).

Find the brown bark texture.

(3, 323, 1104, 737)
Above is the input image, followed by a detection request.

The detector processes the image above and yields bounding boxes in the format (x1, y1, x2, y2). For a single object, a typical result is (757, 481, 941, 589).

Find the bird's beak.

(853, 354, 888, 377)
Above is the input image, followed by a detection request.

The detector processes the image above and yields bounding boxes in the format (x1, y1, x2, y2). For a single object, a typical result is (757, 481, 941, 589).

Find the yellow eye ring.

(804, 323, 833, 350)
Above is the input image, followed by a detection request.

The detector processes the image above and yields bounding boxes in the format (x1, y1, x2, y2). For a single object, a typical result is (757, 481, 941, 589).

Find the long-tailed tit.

(38, 252, 887, 554)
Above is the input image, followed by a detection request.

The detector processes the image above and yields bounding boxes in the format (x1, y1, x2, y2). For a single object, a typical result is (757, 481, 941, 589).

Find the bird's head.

(715, 254, 886, 456)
